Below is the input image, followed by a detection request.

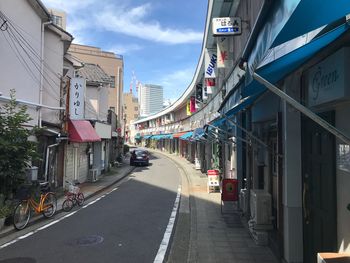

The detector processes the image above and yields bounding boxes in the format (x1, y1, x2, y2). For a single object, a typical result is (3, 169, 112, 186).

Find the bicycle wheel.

(13, 201, 31, 230)
(42, 192, 57, 218)
(62, 199, 74, 212)
(77, 193, 85, 206)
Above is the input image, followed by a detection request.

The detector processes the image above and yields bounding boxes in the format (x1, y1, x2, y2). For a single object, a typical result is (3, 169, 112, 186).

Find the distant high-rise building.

(138, 84, 163, 117)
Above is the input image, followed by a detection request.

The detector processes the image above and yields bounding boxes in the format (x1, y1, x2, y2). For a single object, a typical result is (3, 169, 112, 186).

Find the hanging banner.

(217, 37, 233, 68)
(190, 96, 196, 113)
(205, 49, 217, 78)
(196, 84, 203, 103)
(186, 100, 192, 116)
(205, 78, 215, 94)
(203, 83, 208, 100)
(69, 77, 85, 120)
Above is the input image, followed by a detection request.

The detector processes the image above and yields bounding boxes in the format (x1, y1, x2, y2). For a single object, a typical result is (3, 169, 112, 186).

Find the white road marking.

(0, 187, 120, 250)
(154, 186, 181, 263)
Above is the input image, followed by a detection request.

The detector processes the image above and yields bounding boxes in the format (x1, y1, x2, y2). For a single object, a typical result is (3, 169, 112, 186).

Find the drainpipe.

(39, 21, 52, 128)
(45, 142, 60, 182)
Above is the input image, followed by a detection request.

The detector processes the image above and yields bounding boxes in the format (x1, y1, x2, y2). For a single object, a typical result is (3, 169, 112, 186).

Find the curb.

(0, 164, 135, 239)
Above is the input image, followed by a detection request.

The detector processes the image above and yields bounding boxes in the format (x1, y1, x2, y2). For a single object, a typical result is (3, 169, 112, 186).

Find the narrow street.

(0, 153, 180, 263)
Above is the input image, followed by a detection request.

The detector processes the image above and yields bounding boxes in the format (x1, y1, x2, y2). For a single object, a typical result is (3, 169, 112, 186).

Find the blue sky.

(42, 0, 207, 102)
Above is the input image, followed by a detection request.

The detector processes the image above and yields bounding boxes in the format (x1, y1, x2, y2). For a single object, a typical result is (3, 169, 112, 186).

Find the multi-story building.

(68, 44, 124, 126)
(123, 92, 139, 143)
(138, 84, 163, 117)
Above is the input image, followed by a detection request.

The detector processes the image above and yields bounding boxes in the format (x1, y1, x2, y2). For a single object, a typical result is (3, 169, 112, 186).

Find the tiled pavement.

(155, 149, 279, 263)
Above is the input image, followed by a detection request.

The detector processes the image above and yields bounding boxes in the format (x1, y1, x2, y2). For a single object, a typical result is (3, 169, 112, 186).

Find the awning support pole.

(221, 114, 268, 148)
(206, 124, 250, 144)
(253, 72, 350, 145)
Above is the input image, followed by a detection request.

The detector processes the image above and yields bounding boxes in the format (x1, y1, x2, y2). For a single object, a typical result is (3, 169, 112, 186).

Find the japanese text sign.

(70, 77, 85, 120)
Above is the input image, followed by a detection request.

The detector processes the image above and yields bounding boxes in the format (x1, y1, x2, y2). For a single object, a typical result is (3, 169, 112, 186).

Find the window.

(110, 76, 116, 88)
(51, 15, 62, 28)
(134, 106, 138, 111)
(134, 114, 138, 118)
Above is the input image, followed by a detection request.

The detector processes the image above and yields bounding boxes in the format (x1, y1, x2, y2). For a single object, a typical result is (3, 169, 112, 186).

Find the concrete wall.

(42, 28, 64, 125)
(85, 85, 109, 122)
(0, 0, 43, 127)
(335, 102, 350, 252)
(282, 73, 303, 263)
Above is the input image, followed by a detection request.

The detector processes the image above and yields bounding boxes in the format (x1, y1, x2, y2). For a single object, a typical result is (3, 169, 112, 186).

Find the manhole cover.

(76, 235, 104, 246)
(0, 258, 36, 263)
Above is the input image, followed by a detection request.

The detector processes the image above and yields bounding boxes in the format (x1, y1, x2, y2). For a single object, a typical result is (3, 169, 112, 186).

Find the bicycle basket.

(15, 185, 32, 200)
(69, 185, 80, 194)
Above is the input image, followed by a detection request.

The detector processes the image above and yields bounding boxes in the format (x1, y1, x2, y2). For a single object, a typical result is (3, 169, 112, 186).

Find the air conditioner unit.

(250, 189, 272, 225)
(88, 169, 98, 182)
(239, 188, 248, 214)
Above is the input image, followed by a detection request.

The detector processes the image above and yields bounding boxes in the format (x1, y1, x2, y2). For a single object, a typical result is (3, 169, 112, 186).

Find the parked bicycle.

(13, 182, 57, 230)
(62, 180, 85, 212)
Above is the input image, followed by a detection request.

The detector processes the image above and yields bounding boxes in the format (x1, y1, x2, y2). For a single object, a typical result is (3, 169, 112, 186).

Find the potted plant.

(0, 205, 11, 231)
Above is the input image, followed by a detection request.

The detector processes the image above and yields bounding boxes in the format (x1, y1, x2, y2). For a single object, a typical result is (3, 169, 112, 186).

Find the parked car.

(130, 149, 149, 166)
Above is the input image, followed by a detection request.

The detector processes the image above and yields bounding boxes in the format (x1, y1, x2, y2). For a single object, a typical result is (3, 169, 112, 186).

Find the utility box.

(26, 166, 38, 181)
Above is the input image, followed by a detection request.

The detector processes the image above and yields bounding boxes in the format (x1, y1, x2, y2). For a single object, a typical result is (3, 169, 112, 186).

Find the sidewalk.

(153, 149, 279, 263)
(0, 157, 135, 239)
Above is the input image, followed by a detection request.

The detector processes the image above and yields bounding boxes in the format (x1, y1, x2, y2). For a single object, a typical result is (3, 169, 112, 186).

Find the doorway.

(301, 111, 337, 263)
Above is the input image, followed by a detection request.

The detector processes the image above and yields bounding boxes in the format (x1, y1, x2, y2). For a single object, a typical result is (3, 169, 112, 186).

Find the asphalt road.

(0, 152, 181, 263)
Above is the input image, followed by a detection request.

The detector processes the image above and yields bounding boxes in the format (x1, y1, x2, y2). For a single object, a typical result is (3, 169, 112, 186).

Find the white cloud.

(42, 0, 203, 45)
(96, 4, 203, 44)
(156, 67, 196, 99)
(107, 44, 143, 55)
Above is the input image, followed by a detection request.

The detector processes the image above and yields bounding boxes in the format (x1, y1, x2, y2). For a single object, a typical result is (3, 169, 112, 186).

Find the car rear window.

(135, 150, 147, 156)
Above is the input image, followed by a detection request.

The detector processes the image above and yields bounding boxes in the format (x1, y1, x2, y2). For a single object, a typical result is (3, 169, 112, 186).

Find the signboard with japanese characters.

(212, 17, 241, 36)
(70, 77, 85, 120)
(217, 37, 233, 68)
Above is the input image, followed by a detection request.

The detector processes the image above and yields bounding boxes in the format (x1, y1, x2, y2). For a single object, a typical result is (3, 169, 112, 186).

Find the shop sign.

(217, 37, 233, 68)
(205, 49, 217, 78)
(70, 77, 85, 119)
(307, 48, 350, 107)
(221, 179, 238, 201)
(212, 17, 241, 36)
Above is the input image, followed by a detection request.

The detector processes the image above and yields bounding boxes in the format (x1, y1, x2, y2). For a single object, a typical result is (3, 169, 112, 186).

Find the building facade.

(138, 84, 163, 117)
(68, 44, 124, 125)
(133, 1, 350, 262)
(123, 92, 139, 143)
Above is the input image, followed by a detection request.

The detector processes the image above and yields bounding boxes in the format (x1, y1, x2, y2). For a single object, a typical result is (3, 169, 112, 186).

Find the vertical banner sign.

(190, 96, 196, 113)
(205, 78, 216, 94)
(217, 37, 233, 68)
(205, 49, 217, 79)
(70, 77, 85, 119)
(196, 84, 203, 103)
(186, 100, 192, 116)
(203, 82, 208, 100)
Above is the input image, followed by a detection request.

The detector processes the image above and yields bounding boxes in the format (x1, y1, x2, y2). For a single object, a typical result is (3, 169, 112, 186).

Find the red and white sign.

(221, 179, 238, 201)
(205, 78, 215, 94)
(207, 170, 220, 186)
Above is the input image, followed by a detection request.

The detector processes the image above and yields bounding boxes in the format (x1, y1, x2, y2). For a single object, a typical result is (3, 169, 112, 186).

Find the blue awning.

(192, 128, 204, 141)
(247, 0, 350, 79)
(180, 131, 193, 140)
(143, 135, 152, 139)
(243, 23, 349, 98)
(135, 134, 142, 139)
(221, 90, 265, 116)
